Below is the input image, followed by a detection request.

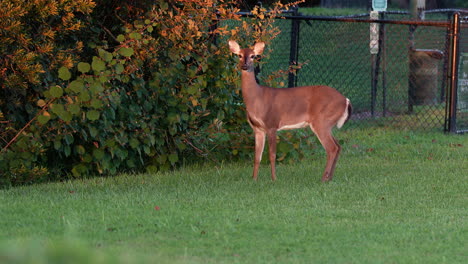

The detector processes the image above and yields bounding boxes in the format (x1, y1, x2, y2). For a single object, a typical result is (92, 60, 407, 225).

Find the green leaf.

(93, 149, 104, 160)
(68, 104, 80, 115)
(60, 111, 72, 122)
(77, 62, 91, 73)
(277, 141, 292, 154)
(147, 26, 153, 33)
(146, 165, 158, 173)
(129, 138, 139, 149)
(64, 145, 71, 157)
(75, 145, 86, 155)
(105, 138, 116, 148)
(78, 91, 90, 102)
(116, 34, 125, 42)
(115, 147, 128, 160)
(176, 141, 186, 151)
(115, 63, 124, 74)
(83, 154, 92, 163)
(90, 82, 104, 94)
(119, 47, 134, 57)
(90, 99, 103, 109)
(50, 104, 65, 116)
(71, 164, 87, 177)
(129, 32, 142, 40)
(37, 114, 51, 125)
(168, 153, 178, 165)
(87, 110, 100, 121)
(54, 140, 61, 150)
(50, 86, 63, 98)
(58, 67, 71, 80)
(65, 134, 74, 145)
(143, 145, 151, 154)
(92, 56, 106, 72)
(98, 49, 113, 62)
(157, 155, 167, 164)
(167, 112, 180, 123)
(99, 75, 108, 83)
(69, 80, 84, 93)
(88, 126, 98, 138)
(126, 159, 136, 168)
(201, 98, 208, 110)
(187, 85, 198, 95)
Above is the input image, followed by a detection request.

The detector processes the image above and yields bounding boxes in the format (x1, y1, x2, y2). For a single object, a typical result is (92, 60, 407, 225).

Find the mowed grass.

(1, 128, 467, 264)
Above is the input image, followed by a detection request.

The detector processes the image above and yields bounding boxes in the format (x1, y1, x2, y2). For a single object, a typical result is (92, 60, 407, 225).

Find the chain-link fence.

(223, 9, 468, 133)
(455, 15, 468, 133)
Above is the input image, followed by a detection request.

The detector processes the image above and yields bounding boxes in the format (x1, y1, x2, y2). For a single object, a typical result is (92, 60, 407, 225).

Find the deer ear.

(253, 42, 265, 56)
(228, 40, 241, 55)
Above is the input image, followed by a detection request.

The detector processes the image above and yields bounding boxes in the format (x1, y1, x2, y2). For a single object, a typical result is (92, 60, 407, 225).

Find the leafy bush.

(0, 0, 310, 187)
(0, 0, 95, 124)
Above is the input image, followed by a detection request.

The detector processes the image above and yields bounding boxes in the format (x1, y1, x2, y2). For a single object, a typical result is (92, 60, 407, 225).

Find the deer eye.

(250, 55, 255, 59)
(238, 55, 243, 59)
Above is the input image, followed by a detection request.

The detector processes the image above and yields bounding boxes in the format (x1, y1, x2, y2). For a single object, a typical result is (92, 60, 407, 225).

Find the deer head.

(228, 40, 265, 72)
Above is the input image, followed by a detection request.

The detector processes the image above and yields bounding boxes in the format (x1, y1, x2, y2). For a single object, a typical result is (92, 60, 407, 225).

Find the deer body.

(229, 40, 351, 182)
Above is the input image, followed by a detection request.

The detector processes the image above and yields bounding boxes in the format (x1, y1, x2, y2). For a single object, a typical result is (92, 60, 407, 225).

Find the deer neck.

(241, 70, 263, 110)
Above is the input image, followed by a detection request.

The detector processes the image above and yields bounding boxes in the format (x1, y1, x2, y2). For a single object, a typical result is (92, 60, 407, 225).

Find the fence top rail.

(423, 8, 468, 15)
(240, 13, 451, 27)
(235, 8, 468, 28)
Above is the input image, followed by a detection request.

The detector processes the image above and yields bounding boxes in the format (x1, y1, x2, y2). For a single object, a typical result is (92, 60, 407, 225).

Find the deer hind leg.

(267, 129, 277, 181)
(310, 124, 341, 182)
(253, 129, 266, 180)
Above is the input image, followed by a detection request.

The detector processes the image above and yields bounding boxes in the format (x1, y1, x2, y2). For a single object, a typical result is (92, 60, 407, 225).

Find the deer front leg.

(253, 129, 266, 180)
(267, 129, 277, 181)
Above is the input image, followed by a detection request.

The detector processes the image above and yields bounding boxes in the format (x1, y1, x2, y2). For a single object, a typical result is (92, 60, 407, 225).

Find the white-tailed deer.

(228, 40, 352, 182)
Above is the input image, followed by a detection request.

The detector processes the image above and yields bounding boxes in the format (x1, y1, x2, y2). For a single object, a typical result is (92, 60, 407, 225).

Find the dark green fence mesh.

(455, 15, 468, 133)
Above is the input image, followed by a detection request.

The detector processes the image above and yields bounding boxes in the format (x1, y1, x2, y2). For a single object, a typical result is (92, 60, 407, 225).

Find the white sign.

(372, 0, 387, 12)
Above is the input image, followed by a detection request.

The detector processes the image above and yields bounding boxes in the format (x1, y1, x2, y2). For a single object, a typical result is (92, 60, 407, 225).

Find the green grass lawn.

(1, 127, 467, 263)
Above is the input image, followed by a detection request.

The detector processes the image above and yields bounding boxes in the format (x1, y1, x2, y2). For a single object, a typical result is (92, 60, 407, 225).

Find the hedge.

(0, 0, 308, 187)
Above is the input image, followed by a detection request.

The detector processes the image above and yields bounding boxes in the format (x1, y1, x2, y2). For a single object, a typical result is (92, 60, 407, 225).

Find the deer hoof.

(321, 173, 332, 182)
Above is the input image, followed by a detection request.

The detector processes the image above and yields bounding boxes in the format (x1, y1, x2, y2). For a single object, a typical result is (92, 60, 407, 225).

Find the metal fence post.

(407, 14, 417, 113)
(370, 11, 382, 117)
(371, 55, 378, 117)
(288, 6, 300, 88)
(446, 12, 460, 133)
(441, 12, 452, 102)
(381, 12, 387, 117)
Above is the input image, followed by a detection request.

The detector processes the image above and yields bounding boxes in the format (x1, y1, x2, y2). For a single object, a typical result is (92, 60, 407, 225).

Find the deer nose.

(241, 64, 249, 70)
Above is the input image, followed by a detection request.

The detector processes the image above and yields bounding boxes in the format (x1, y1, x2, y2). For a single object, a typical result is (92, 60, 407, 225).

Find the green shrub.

(0, 0, 311, 186)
